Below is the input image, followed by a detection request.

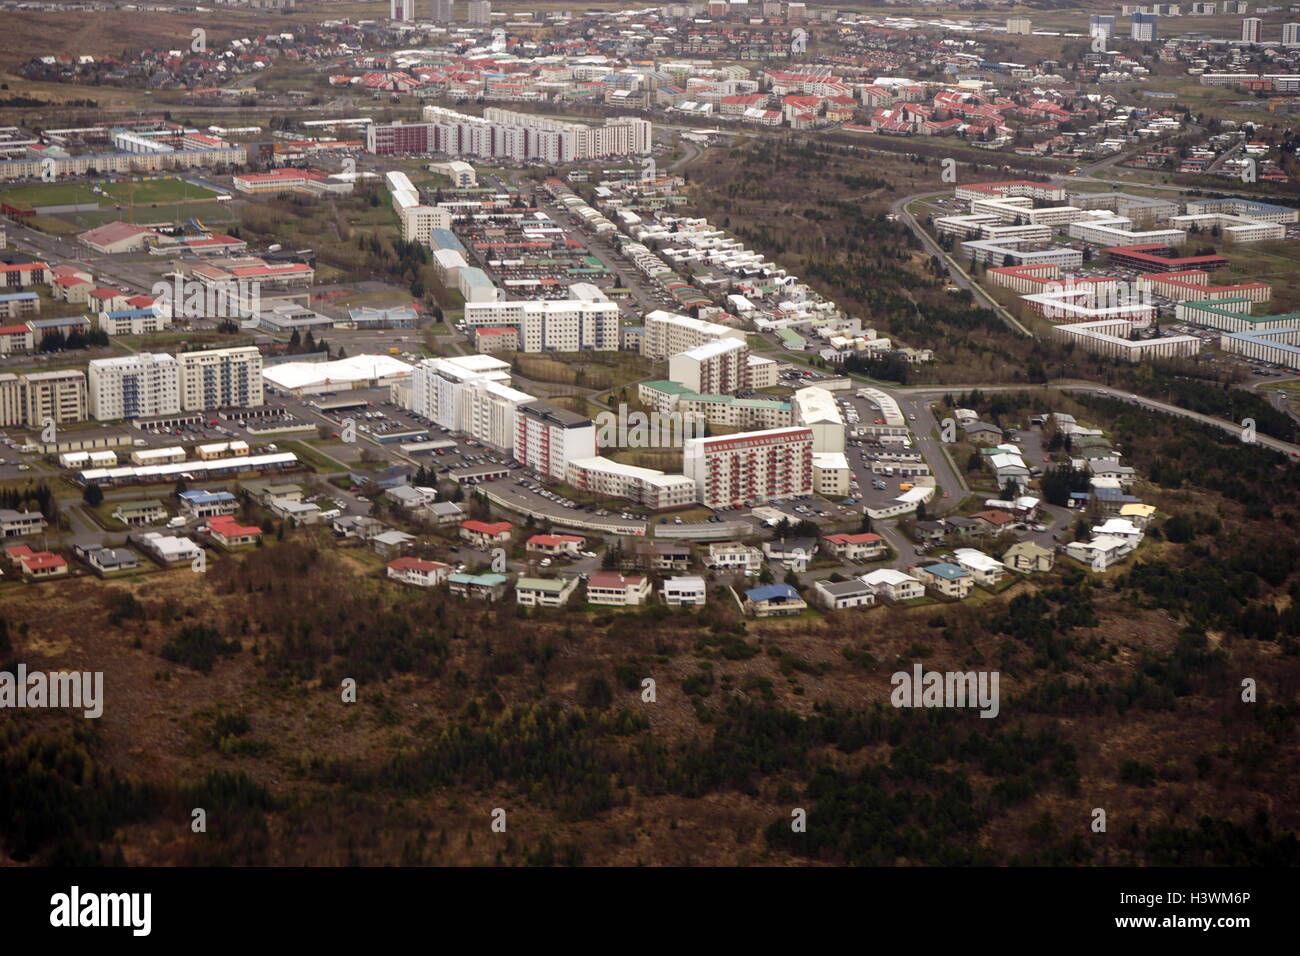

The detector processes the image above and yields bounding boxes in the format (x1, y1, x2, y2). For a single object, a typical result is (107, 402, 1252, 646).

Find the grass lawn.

(101, 178, 221, 205)
(281, 440, 349, 474)
(0, 182, 99, 208)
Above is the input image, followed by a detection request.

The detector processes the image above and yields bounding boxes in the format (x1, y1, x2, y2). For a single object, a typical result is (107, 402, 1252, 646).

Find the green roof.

(641, 380, 693, 395)
(516, 577, 568, 593)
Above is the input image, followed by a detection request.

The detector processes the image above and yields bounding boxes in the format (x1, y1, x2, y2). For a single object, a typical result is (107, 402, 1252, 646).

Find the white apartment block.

(22, 369, 87, 425)
(409, 353, 533, 450)
(0, 374, 22, 427)
(1066, 217, 1186, 247)
(668, 337, 749, 395)
(88, 353, 181, 421)
(641, 309, 745, 360)
(462, 299, 621, 351)
(1052, 320, 1200, 361)
(565, 456, 696, 510)
(514, 400, 597, 481)
(792, 387, 846, 453)
(177, 346, 264, 411)
(683, 426, 815, 510)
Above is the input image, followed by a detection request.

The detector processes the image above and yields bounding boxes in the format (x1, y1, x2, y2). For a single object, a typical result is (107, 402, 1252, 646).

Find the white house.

(663, 575, 707, 605)
(952, 548, 1008, 587)
(515, 575, 579, 608)
(705, 541, 763, 573)
(861, 568, 924, 602)
(814, 578, 877, 610)
(587, 571, 652, 606)
(386, 557, 451, 588)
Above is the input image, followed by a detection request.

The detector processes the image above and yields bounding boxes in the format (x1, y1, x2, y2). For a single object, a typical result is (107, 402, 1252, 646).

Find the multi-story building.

(1242, 17, 1262, 43)
(87, 353, 181, 421)
(641, 309, 745, 360)
(1284, 22, 1300, 45)
(1090, 14, 1116, 38)
(0, 373, 23, 427)
(565, 456, 696, 510)
(432, 0, 454, 22)
(21, 369, 87, 425)
(467, 0, 490, 25)
(514, 400, 597, 481)
(176, 346, 263, 411)
(390, 0, 414, 19)
(462, 299, 620, 351)
(668, 338, 749, 395)
(683, 426, 814, 510)
(408, 354, 533, 451)
(1131, 12, 1158, 41)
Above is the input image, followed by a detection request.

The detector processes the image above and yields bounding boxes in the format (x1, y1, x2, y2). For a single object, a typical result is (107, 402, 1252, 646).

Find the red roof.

(589, 571, 646, 589)
(528, 533, 584, 546)
(388, 557, 448, 572)
(825, 533, 883, 545)
(209, 515, 261, 537)
(461, 520, 512, 535)
(0, 325, 30, 336)
(972, 510, 1014, 524)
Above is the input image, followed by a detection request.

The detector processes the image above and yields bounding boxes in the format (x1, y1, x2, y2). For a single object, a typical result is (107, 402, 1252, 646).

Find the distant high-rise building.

(1089, 14, 1116, 38)
(786, 1, 806, 22)
(467, 0, 491, 25)
(762, 0, 783, 17)
(1131, 12, 1159, 41)
(1241, 17, 1262, 43)
(1006, 17, 1031, 35)
(432, 0, 453, 23)
(390, 0, 413, 20)
(1284, 22, 1300, 45)
(1221, 1, 1248, 14)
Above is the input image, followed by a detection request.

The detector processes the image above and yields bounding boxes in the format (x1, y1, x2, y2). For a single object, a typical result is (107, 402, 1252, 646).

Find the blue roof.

(745, 583, 800, 602)
(428, 229, 465, 253)
(0, 292, 38, 303)
(104, 308, 157, 319)
(30, 315, 90, 328)
(922, 562, 969, 580)
(179, 490, 235, 504)
(459, 267, 493, 289)
(450, 572, 508, 586)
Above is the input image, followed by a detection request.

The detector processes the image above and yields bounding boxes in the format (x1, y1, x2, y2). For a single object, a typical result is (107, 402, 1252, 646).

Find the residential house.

(587, 571, 652, 606)
(913, 562, 974, 599)
(0, 508, 47, 538)
(969, 510, 1016, 534)
(371, 529, 416, 558)
(822, 532, 885, 562)
(5, 544, 67, 579)
(861, 568, 925, 602)
(1118, 502, 1156, 528)
(627, 539, 691, 572)
(460, 520, 513, 549)
(952, 548, 1009, 587)
(178, 490, 237, 518)
(705, 541, 763, 573)
(1002, 540, 1054, 573)
(515, 575, 579, 608)
(271, 499, 323, 524)
(743, 583, 808, 618)
(662, 575, 707, 605)
(83, 546, 140, 574)
(813, 578, 877, 610)
(332, 515, 386, 539)
(1066, 534, 1132, 570)
(387, 484, 438, 511)
(449, 571, 510, 601)
(526, 533, 585, 557)
(134, 532, 202, 564)
(762, 536, 818, 566)
(426, 500, 465, 526)
(207, 515, 262, 547)
(386, 557, 451, 588)
(962, 421, 1004, 445)
(113, 499, 167, 527)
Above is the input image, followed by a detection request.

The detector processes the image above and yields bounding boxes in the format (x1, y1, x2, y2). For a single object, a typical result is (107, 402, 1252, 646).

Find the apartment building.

(176, 346, 264, 411)
(586, 571, 652, 607)
(668, 337, 749, 395)
(22, 369, 87, 425)
(87, 353, 181, 421)
(514, 400, 597, 481)
(641, 309, 745, 360)
(914, 562, 974, 599)
(0, 374, 22, 427)
(682, 426, 814, 510)
(1051, 320, 1201, 361)
(565, 456, 697, 510)
(409, 354, 534, 451)
(462, 299, 621, 352)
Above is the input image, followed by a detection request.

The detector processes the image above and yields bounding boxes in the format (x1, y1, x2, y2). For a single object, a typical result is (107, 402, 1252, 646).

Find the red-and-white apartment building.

(683, 426, 814, 510)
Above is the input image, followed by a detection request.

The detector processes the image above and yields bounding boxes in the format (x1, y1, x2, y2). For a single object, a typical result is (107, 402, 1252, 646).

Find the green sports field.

(0, 177, 220, 211)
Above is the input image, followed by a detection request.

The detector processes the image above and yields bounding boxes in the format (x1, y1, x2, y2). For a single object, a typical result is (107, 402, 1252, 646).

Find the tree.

(758, 565, 775, 584)
(82, 484, 104, 508)
(783, 569, 801, 589)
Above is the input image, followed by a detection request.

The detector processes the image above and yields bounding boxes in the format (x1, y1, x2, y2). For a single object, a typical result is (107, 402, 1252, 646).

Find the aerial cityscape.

(0, 0, 1296, 902)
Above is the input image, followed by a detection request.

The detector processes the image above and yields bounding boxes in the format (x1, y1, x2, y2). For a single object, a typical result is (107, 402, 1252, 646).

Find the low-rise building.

(0, 508, 47, 538)
(178, 490, 237, 518)
(586, 571, 652, 606)
(449, 571, 510, 601)
(743, 583, 808, 617)
(822, 532, 886, 562)
(112, 499, 167, 527)
(515, 575, 579, 608)
(526, 533, 585, 557)
(1002, 540, 1055, 573)
(813, 578, 876, 610)
(6, 544, 67, 580)
(913, 562, 974, 599)
(861, 568, 925, 602)
(460, 519, 513, 548)
(952, 548, 1009, 587)
(386, 557, 451, 588)
(207, 515, 262, 547)
(662, 574, 707, 605)
(705, 541, 763, 573)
